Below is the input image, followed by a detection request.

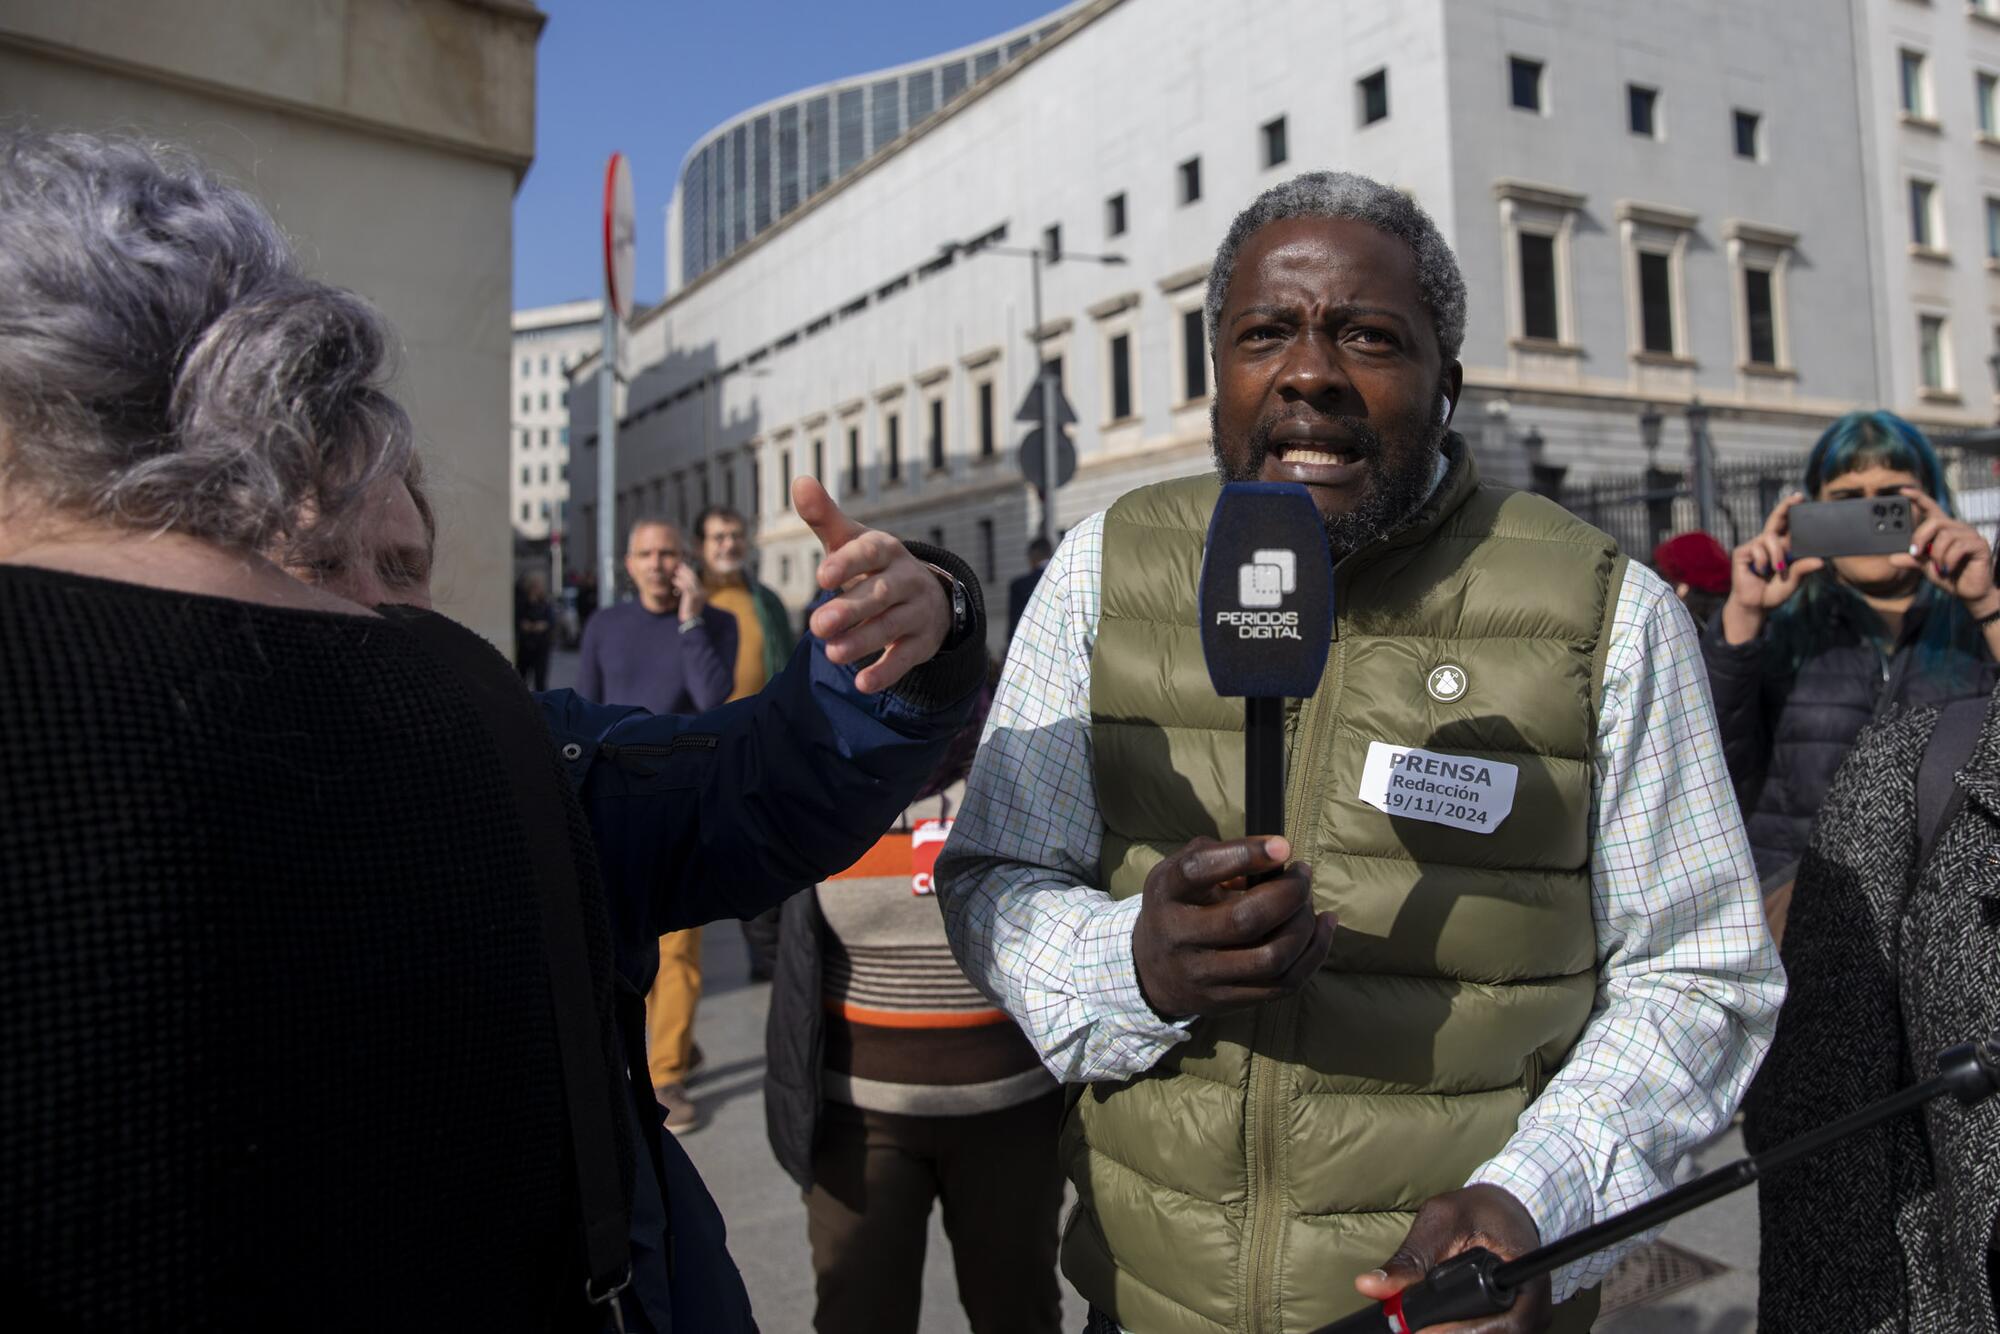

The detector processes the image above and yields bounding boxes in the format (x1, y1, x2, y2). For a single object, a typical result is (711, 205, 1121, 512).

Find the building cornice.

(1493, 178, 1587, 212)
(961, 344, 1003, 369)
(1087, 291, 1142, 320)
(1027, 317, 1074, 343)
(1155, 263, 1211, 294)
(1723, 219, 1801, 249)
(1615, 199, 1700, 231)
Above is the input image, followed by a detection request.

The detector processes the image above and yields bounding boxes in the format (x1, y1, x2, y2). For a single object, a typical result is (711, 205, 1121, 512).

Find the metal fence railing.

(1550, 456, 1803, 558)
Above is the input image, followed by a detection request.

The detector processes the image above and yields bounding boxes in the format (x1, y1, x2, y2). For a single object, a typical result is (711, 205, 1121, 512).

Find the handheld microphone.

(1198, 482, 1336, 851)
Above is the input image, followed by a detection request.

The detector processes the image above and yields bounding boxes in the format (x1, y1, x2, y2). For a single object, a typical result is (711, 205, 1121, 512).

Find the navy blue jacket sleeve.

(541, 544, 985, 977)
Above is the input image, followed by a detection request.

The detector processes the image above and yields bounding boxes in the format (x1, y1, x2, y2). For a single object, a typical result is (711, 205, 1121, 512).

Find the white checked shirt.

(935, 508, 1786, 1302)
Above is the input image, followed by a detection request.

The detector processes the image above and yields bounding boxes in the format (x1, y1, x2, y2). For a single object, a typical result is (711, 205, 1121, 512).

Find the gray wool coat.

(1751, 697, 2000, 1332)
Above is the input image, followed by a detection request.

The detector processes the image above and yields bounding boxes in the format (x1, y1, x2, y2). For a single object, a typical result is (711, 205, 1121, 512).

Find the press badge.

(1358, 742, 1519, 834)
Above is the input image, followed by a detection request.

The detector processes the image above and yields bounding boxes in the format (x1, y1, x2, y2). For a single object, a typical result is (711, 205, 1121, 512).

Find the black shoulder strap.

(1917, 696, 1987, 872)
(387, 609, 632, 1311)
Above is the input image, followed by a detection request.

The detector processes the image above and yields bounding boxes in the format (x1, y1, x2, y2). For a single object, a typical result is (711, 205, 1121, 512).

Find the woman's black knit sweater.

(0, 565, 618, 1329)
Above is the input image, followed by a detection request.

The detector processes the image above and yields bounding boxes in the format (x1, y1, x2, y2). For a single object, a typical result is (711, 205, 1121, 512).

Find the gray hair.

(0, 129, 412, 554)
(1204, 171, 1468, 364)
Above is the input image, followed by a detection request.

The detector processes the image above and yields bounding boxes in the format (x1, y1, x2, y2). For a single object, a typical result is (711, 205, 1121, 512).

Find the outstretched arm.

(544, 478, 987, 947)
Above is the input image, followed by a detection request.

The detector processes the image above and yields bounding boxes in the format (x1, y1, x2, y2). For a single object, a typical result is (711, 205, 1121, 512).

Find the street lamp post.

(1687, 397, 1717, 535)
(945, 237, 1125, 548)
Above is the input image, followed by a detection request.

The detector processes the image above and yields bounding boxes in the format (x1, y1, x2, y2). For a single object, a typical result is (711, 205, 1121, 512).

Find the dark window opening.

(1744, 267, 1777, 366)
(1179, 156, 1202, 204)
(1106, 192, 1127, 237)
(1638, 251, 1675, 354)
(1182, 308, 1207, 400)
(1628, 85, 1658, 138)
(1733, 109, 1761, 160)
(1109, 333, 1133, 420)
(929, 398, 946, 470)
(886, 415, 901, 483)
(780, 450, 793, 509)
(1519, 232, 1559, 341)
(846, 427, 861, 494)
(812, 438, 825, 484)
(978, 381, 996, 457)
(1262, 116, 1288, 168)
(1359, 70, 1389, 126)
(1510, 56, 1543, 112)
(1044, 223, 1062, 263)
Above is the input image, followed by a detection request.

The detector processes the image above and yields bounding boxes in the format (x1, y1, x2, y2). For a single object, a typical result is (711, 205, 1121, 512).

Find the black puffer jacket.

(1704, 603, 1993, 878)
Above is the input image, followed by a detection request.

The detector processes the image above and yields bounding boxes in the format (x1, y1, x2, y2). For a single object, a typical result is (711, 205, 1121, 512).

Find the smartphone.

(1787, 496, 1912, 560)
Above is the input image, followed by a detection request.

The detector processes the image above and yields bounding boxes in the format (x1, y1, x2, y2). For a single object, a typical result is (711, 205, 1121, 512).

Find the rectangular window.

(1510, 56, 1543, 112)
(886, 415, 901, 483)
(1358, 69, 1389, 126)
(750, 458, 760, 515)
(940, 60, 968, 103)
(836, 88, 865, 174)
(752, 115, 772, 231)
(730, 123, 750, 247)
(519, 357, 530, 376)
(1743, 267, 1777, 366)
(1179, 156, 1202, 204)
(1901, 49, 1929, 118)
(1911, 178, 1938, 248)
(521, 502, 531, 522)
(1919, 314, 1948, 390)
(539, 393, 549, 412)
(1105, 192, 1127, 237)
(1182, 307, 1207, 401)
(1628, 84, 1658, 138)
(846, 427, 861, 493)
(777, 105, 800, 216)
(929, 398, 946, 470)
(539, 354, 550, 376)
(1734, 109, 1761, 160)
(906, 70, 935, 125)
(1987, 196, 2000, 261)
(1980, 72, 1999, 136)
(1637, 251, 1674, 354)
(978, 517, 996, 582)
(1518, 232, 1559, 341)
(974, 47, 1000, 80)
(1109, 332, 1133, 420)
(978, 381, 996, 457)
(539, 464, 549, 484)
(540, 428, 550, 447)
(520, 465, 530, 485)
(519, 393, 530, 413)
(870, 79, 901, 153)
(805, 96, 832, 194)
(560, 427, 568, 445)
(1044, 223, 1062, 263)
(518, 430, 529, 450)
(1262, 116, 1288, 168)
(813, 437, 825, 484)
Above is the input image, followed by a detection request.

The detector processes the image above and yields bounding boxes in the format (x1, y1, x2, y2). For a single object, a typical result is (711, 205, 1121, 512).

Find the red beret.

(1653, 531, 1731, 596)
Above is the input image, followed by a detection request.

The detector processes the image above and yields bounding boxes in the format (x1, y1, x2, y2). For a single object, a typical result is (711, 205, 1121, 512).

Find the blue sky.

(514, 0, 1059, 311)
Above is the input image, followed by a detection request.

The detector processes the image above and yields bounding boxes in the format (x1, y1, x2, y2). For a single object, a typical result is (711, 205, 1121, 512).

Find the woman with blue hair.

(1704, 409, 2000, 885)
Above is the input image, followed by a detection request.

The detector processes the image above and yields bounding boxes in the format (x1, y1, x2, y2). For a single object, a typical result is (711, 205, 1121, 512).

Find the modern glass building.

(669, 2, 1089, 290)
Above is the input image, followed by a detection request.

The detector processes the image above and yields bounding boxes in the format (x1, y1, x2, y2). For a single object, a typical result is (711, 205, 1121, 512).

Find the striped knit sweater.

(814, 792, 1052, 1116)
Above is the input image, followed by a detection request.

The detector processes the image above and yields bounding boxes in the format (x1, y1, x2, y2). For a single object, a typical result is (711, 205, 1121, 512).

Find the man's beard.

(1212, 407, 1445, 560)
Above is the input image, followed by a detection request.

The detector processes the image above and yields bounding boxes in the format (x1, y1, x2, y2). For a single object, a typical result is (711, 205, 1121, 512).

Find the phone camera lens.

(1873, 503, 1888, 517)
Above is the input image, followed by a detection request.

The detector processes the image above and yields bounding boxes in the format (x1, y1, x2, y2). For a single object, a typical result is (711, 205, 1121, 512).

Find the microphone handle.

(1245, 696, 1285, 882)
(1313, 1249, 1514, 1333)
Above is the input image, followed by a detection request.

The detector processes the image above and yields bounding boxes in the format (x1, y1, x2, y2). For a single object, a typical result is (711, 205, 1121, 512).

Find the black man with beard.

(936, 172, 1782, 1333)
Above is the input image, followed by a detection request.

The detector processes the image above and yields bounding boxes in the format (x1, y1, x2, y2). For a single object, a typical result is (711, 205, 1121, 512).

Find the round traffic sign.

(603, 152, 635, 323)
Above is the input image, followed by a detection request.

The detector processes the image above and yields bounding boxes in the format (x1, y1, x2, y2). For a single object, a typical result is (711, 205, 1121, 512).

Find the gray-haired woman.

(0, 129, 621, 1327)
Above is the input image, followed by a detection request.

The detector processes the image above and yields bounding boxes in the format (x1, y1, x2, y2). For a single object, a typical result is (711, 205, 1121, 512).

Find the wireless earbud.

(1438, 393, 1452, 424)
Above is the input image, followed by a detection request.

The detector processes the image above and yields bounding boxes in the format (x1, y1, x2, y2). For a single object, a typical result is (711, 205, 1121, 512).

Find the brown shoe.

(655, 1082, 701, 1136)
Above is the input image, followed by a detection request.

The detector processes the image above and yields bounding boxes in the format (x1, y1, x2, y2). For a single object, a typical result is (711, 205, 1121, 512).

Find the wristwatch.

(924, 562, 974, 648)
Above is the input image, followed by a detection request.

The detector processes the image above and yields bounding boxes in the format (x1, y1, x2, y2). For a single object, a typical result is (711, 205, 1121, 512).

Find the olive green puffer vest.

(1067, 448, 1625, 1334)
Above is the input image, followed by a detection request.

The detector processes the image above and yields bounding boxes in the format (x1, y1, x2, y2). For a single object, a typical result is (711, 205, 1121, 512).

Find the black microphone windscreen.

(1198, 481, 1335, 698)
